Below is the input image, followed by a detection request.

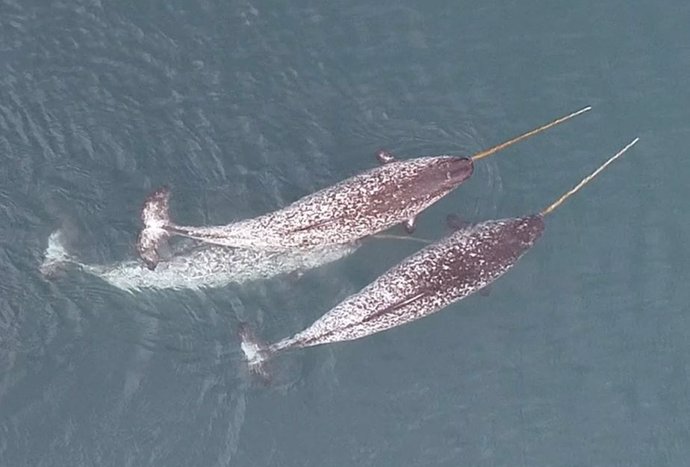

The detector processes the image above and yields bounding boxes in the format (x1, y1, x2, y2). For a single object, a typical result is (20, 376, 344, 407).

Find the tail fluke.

(137, 186, 173, 270)
(238, 323, 272, 381)
(40, 230, 75, 278)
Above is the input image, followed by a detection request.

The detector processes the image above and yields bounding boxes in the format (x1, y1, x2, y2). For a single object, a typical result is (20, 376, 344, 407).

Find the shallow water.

(1, 1, 689, 466)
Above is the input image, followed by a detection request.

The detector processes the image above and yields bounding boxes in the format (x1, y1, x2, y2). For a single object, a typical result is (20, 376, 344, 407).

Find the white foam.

(40, 230, 73, 277)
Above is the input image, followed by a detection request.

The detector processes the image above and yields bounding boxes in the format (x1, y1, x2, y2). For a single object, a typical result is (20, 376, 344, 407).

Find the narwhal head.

(437, 156, 474, 187)
(404, 156, 474, 199)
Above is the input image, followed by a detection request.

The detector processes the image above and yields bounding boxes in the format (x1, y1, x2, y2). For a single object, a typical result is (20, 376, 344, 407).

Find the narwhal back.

(274, 215, 544, 350)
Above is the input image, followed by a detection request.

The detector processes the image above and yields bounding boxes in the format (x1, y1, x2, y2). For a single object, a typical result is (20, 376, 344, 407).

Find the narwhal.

(138, 107, 591, 269)
(40, 230, 359, 292)
(239, 137, 639, 373)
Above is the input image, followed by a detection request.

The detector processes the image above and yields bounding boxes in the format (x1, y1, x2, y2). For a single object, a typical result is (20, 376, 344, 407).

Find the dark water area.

(1, 1, 689, 465)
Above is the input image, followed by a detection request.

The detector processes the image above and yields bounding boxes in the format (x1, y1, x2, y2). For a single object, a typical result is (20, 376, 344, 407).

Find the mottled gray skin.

(42, 230, 359, 292)
(266, 215, 544, 353)
(140, 156, 473, 268)
(242, 136, 639, 371)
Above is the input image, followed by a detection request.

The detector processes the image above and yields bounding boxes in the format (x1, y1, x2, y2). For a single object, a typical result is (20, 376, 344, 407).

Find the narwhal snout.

(406, 156, 475, 196)
(442, 157, 474, 186)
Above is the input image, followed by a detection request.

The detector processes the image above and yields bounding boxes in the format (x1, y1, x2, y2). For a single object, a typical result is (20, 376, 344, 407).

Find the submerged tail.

(137, 186, 173, 270)
(40, 230, 75, 278)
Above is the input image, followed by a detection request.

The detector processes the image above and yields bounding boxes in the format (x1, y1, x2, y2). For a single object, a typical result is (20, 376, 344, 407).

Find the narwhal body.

(240, 138, 639, 371)
(265, 216, 542, 352)
(40, 230, 359, 292)
(138, 156, 472, 269)
(138, 107, 591, 269)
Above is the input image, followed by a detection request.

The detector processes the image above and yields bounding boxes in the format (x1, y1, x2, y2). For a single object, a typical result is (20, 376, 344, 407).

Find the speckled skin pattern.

(267, 215, 544, 353)
(162, 156, 473, 250)
(42, 231, 359, 291)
